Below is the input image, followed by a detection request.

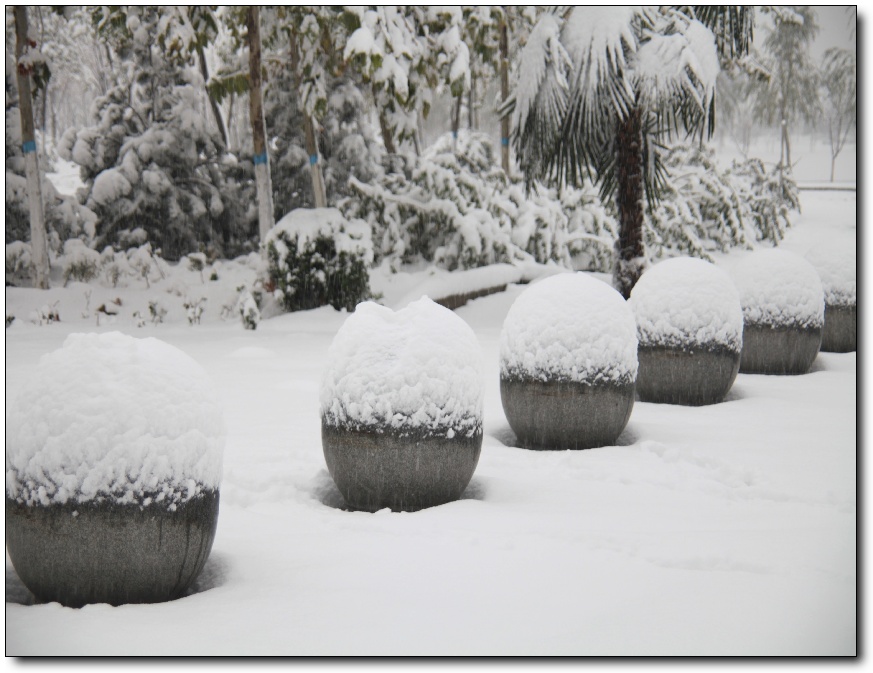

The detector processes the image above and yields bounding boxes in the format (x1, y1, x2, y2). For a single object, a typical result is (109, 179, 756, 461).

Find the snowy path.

(5, 192, 856, 655)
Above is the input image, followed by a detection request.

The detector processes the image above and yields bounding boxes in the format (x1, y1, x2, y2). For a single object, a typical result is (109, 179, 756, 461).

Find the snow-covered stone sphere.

(629, 257, 743, 405)
(806, 244, 856, 353)
(320, 297, 484, 512)
(5, 332, 225, 607)
(732, 249, 824, 374)
(499, 272, 637, 450)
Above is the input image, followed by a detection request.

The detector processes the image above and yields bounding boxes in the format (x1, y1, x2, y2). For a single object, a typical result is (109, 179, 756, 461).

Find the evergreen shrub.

(265, 208, 372, 313)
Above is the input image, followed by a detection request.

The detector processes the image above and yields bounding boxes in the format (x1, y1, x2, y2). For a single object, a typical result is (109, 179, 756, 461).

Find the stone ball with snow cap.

(731, 249, 825, 375)
(732, 249, 824, 330)
(321, 297, 484, 439)
(806, 243, 856, 353)
(6, 331, 225, 508)
(321, 297, 484, 512)
(5, 331, 225, 607)
(499, 272, 637, 450)
(630, 257, 744, 353)
(500, 272, 638, 385)
(805, 243, 855, 308)
(629, 257, 744, 405)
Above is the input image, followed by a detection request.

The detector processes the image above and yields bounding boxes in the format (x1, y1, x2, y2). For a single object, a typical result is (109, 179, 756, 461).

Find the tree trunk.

(247, 5, 274, 243)
(614, 107, 645, 299)
(499, 11, 510, 175)
(468, 74, 476, 129)
(290, 28, 327, 208)
(376, 86, 396, 156)
(196, 44, 228, 147)
(451, 95, 461, 150)
(14, 6, 50, 289)
(303, 114, 327, 208)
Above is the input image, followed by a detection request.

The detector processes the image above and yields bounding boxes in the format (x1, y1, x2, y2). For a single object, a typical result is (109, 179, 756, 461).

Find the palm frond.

(511, 11, 573, 189)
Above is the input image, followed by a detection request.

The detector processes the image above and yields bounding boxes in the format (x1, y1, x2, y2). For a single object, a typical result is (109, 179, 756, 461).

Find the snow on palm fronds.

(510, 12, 572, 182)
(511, 6, 743, 201)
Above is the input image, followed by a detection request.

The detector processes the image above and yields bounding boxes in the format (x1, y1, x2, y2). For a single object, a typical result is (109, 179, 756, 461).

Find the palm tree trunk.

(499, 11, 510, 174)
(614, 107, 645, 299)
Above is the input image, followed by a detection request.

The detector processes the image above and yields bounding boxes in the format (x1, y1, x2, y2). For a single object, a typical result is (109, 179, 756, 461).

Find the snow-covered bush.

(6, 101, 97, 250)
(646, 145, 800, 262)
(343, 130, 617, 272)
(58, 9, 256, 260)
(265, 208, 372, 313)
(61, 239, 102, 286)
(238, 289, 260, 330)
(726, 158, 800, 245)
(6, 332, 226, 508)
(100, 246, 134, 288)
(647, 145, 753, 259)
(5, 241, 32, 286)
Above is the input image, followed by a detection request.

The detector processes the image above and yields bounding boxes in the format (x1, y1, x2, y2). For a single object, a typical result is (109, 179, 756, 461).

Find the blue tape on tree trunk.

(253, 153, 268, 165)
(22, 140, 36, 154)
(309, 154, 318, 166)
(501, 137, 509, 146)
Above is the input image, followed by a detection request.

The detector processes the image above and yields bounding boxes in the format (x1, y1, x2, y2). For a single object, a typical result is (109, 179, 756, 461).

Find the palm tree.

(510, 6, 753, 297)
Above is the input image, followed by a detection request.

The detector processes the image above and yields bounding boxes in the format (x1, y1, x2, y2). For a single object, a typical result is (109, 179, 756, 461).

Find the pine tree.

(59, 6, 256, 260)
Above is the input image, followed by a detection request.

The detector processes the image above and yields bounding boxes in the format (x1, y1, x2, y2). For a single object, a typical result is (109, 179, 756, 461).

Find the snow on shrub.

(265, 208, 372, 312)
(100, 246, 135, 288)
(806, 244, 856, 307)
(321, 297, 484, 439)
(5, 332, 225, 509)
(647, 145, 753, 259)
(238, 289, 260, 330)
(7, 108, 97, 250)
(500, 272, 638, 385)
(629, 257, 743, 352)
(647, 145, 800, 262)
(342, 130, 616, 272)
(5, 241, 32, 285)
(727, 158, 800, 245)
(731, 249, 824, 329)
(61, 239, 102, 286)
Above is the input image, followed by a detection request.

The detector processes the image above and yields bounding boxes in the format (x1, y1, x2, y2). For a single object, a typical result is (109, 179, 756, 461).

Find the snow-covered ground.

(5, 187, 856, 655)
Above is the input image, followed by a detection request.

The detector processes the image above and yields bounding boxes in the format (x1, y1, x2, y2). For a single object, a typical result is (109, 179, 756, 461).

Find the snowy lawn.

(5, 191, 856, 655)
